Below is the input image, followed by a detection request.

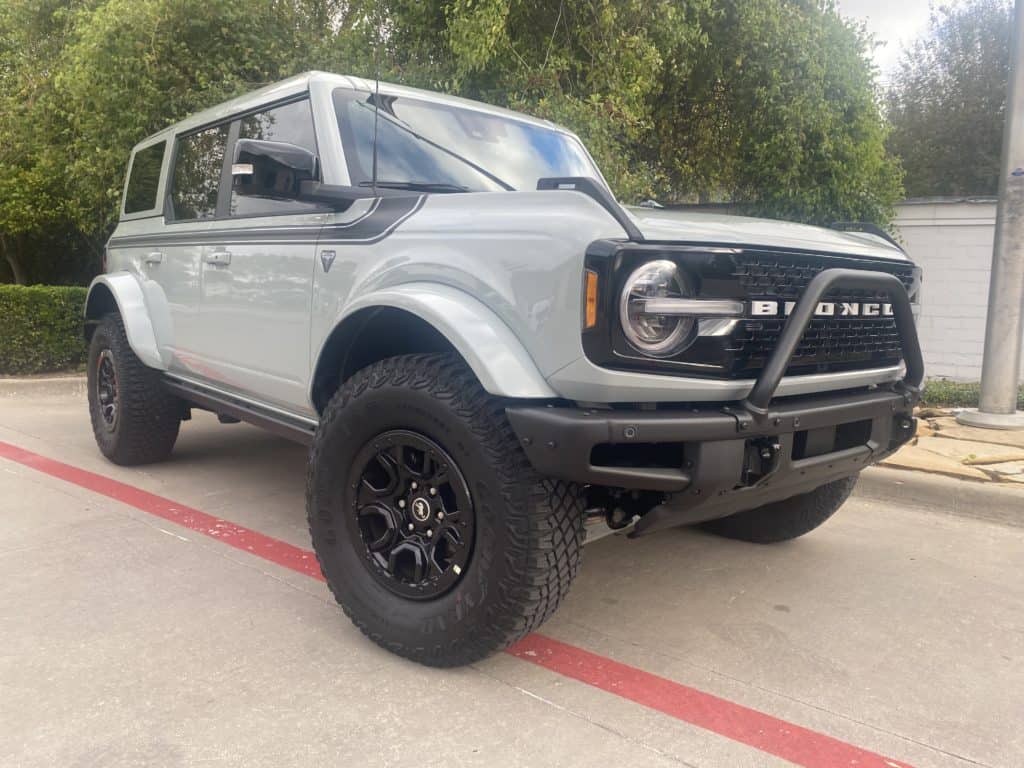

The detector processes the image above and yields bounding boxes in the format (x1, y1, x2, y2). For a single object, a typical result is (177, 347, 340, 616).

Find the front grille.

(731, 253, 916, 298)
(724, 253, 916, 376)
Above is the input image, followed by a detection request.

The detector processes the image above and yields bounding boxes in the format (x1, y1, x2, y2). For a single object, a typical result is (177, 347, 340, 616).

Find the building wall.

(892, 199, 1022, 383)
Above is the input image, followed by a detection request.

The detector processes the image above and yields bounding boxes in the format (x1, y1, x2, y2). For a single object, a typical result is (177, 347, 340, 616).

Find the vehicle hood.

(623, 207, 908, 261)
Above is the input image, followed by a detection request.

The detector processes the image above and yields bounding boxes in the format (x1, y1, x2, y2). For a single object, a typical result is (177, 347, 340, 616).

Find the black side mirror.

(232, 139, 319, 200)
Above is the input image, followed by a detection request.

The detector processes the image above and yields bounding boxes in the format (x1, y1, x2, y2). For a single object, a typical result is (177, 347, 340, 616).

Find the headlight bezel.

(617, 259, 698, 358)
(581, 241, 918, 379)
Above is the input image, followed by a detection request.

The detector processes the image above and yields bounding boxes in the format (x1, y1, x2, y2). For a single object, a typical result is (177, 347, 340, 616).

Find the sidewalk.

(882, 408, 1024, 484)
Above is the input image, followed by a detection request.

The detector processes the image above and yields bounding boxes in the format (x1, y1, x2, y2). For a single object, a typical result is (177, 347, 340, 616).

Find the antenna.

(371, 7, 381, 197)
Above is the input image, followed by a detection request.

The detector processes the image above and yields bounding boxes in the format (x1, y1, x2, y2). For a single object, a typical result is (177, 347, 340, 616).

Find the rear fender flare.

(84, 273, 168, 371)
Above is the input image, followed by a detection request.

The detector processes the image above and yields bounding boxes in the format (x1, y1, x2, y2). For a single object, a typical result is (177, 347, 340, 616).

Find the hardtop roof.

(130, 71, 570, 153)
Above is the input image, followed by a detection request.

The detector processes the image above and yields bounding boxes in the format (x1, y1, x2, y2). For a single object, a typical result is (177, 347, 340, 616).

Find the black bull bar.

(506, 268, 925, 535)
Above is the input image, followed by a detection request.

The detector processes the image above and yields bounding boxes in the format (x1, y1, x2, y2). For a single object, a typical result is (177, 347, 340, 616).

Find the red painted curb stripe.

(508, 634, 911, 768)
(0, 439, 912, 768)
(0, 440, 324, 582)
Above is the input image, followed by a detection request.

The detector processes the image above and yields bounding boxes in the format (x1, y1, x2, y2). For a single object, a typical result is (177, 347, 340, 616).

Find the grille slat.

(724, 253, 915, 376)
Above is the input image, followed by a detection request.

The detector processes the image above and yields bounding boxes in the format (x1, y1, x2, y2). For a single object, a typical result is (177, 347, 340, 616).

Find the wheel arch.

(310, 284, 557, 413)
(84, 273, 167, 371)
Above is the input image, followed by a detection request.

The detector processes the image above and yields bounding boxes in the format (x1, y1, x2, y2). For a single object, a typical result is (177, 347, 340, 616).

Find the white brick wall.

(892, 199, 1023, 383)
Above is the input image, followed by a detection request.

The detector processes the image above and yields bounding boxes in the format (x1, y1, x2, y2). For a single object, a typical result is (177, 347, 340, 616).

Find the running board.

(162, 376, 317, 446)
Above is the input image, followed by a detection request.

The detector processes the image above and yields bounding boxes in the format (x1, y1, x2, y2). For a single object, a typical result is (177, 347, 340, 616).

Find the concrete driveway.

(1, 383, 1022, 768)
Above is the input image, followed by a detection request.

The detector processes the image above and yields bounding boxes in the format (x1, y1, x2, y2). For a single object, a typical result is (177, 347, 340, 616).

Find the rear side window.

(229, 99, 328, 217)
(171, 125, 229, 220)
(123, 142, 165, 214)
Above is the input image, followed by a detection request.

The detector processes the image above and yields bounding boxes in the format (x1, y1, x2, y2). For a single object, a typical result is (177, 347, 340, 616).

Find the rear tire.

(87, 314, 180, 465)
(306, 353, 586, 667)
(700, 475, 858, 543)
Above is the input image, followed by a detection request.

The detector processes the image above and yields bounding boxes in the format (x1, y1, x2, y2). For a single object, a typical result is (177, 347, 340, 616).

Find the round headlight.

(619, 260, 694, 357)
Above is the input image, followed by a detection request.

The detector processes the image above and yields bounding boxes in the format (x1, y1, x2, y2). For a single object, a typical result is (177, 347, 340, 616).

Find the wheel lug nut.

(407, 523, 414, 531)
(398, 500, 406, 508)
(429, 487, 437, 496)
(453, 565, 462, 575)
(436, 511, 444, 521)
(426, 529, 433, 538)
(411, 481, 418, 490)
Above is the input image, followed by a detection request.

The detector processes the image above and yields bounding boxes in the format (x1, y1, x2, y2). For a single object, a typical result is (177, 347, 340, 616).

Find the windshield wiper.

(358, 180, 469, 193)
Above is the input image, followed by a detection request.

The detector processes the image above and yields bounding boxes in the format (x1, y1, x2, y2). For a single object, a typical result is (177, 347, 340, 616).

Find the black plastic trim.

(582, 240, 921, 380)
(830, 221, 904, 251)
(162, 377, 316, 446)
(742, 268, 923, 412)
(537, 177, 644, 242)
(506, 387, 916, 492)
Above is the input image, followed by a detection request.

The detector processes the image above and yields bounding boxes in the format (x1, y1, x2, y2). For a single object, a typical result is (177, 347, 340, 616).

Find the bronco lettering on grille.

(749, 300, 895, 318)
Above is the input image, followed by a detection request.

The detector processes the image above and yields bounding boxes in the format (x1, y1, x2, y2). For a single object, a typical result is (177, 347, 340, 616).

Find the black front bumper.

(506, 268, 924, 535)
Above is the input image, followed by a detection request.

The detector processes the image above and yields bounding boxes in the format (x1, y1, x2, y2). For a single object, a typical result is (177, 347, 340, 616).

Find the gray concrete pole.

(957, 0, 1024, 430)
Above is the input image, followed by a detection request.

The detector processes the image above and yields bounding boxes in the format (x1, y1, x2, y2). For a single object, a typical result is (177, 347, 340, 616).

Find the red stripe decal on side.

(0, 440, 324, 582)
(0, 439, 913, 768)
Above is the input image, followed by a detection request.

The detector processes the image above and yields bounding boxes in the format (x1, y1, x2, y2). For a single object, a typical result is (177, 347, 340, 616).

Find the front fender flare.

(84, 273, 167, 371)
(321, 283, 557, 400)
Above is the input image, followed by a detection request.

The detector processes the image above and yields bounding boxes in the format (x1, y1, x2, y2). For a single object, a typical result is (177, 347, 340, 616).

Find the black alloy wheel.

(95, 348, 119, 432)
(349, 430, 474, 599)
(307, 353, 587, 667)
(86, 314, 181, 466)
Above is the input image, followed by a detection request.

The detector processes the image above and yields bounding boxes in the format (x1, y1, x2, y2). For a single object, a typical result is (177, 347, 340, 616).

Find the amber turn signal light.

(584, 269, 599, 329)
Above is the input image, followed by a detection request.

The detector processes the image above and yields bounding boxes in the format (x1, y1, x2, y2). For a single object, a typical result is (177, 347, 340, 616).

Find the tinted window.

(333, 89, 599, 192)
(124, 142, 165, 214)
(229, 99, 328, 217)
(172, 125, 228, 220)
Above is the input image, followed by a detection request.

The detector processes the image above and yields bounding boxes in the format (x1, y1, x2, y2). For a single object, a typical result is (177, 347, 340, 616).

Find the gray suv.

(85, 71, 923, 666)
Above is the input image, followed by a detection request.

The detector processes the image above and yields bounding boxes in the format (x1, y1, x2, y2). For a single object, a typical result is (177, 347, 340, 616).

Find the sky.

(838, 0, 941, 78)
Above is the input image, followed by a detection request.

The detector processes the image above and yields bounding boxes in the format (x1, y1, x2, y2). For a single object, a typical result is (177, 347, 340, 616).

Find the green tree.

(886, 0, 1011, 197)
(653, 1, 902, 225)
(0, 0, 98, 284)
(0, 0, 904, 285)
(51, 0, 372, 252)
(375, 0, 901, 224)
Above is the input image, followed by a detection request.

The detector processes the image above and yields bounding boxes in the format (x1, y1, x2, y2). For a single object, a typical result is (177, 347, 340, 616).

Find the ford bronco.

(85, 71, 923, 666)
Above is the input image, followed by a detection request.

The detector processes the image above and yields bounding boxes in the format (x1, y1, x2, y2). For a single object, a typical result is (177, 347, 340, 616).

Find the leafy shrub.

(0, 285, 88, 374)
(921, 378, 1024, 410)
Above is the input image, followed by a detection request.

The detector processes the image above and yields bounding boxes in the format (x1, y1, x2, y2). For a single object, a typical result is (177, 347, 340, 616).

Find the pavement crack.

(471, 666, 700, 768)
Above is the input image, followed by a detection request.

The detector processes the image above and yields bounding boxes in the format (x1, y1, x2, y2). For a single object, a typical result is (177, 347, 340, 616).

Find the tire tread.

(306, 353, 585, 666)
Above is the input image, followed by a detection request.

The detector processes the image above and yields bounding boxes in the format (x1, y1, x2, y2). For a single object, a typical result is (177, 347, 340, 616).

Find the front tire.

(700, 475, 858, 543)
(306, 354, 586, 667)
(87, 314, 180, 465)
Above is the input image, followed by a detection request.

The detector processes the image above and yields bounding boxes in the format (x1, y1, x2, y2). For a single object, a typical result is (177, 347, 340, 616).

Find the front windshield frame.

(331, 86, 606, 194)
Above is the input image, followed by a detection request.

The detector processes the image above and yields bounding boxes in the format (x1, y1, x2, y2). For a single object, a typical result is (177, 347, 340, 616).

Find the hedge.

(921, 378, 1024, 410)
(0, 285, 89, 375)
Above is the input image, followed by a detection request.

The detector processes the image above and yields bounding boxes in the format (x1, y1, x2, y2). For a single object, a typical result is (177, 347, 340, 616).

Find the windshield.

(333, 88, 601, 192)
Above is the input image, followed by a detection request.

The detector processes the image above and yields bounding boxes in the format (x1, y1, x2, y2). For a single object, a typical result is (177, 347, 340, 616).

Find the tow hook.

(745, 438, 782, 485)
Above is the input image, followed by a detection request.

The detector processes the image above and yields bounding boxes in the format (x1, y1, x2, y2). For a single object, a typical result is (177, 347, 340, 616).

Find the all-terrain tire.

(700, 475, 858, 544)
(306, 353, 586, 667)
(87, 313, 180, 465)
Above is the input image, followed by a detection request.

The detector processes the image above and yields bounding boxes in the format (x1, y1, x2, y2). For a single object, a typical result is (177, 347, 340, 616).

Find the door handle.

(144, 251, 163, 265)
(204, 250, 232, 266)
